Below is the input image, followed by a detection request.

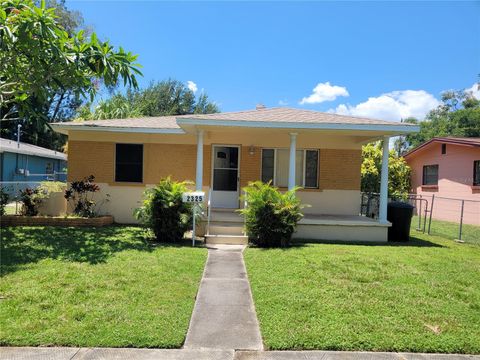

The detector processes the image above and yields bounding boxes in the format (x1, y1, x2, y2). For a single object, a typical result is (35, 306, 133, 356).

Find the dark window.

(441, 144, 447, 154)
(305, 150, 319, 188)
(115, 144, 143, 182)
(422, 165, 439, 186)
(261, 149, 275, 183)
(45, 162, 53, 174)
(474, 160, 480, 186)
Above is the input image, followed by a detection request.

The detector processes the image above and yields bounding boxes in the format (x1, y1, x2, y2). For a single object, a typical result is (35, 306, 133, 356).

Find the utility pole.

(16, 123, 22, 148)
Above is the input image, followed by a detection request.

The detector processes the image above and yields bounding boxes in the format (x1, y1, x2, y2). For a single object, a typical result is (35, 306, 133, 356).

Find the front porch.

(204, 209, 390, 244)
(191, 125, 393, 243)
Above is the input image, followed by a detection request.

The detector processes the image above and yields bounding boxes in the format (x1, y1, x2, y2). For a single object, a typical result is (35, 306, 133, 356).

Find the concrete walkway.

(1, 348, 479, 360)
(183, 244, 263, 350)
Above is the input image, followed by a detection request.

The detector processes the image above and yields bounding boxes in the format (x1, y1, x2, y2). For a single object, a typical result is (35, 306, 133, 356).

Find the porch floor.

(301, 214, 390, 227)
(209, 209, 389, 227)
(207, 209, 389, 243)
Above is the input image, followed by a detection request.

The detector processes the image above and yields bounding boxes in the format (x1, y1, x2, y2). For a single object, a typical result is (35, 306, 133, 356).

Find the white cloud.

(331, 90, 440, 121)
(278, 99, 289, 106)
(300, 82, 349, 104)
(466, 83, 480, 99)
(187, 80, 198, 93)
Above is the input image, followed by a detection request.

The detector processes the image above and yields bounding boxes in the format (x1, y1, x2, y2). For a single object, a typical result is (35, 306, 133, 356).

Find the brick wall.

(320, 149, 361, 190)
(240, 146, 261, 188)
(67, 141, 360, 191)
(68, 141, 211, 185)
(68, 141, 114, 182)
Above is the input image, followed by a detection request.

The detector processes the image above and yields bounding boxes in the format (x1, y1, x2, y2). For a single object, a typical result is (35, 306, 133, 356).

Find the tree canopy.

(405, 89, 480, 150)
(77, 79, 219, 120)
(0, 0, 142, 149)
(361, 142, 411, 197)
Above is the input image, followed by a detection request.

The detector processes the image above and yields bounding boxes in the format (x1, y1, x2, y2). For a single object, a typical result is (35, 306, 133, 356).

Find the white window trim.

(261, 148, 319, 189)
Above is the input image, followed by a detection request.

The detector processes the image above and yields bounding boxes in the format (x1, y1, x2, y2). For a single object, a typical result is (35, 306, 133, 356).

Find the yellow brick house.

(52, 106, 418, 243)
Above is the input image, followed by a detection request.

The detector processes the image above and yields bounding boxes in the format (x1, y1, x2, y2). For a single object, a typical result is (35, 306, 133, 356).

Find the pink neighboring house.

(404, 137, 480, 225)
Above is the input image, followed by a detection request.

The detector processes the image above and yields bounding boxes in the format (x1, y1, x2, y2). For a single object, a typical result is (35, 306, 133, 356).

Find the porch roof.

(51, 107, 418, 136)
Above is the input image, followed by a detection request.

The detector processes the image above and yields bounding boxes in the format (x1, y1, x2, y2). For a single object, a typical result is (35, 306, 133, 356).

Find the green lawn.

(245, 232, 480, 353)
(0, 226, 207, 348)
(412, 215, 480, 245)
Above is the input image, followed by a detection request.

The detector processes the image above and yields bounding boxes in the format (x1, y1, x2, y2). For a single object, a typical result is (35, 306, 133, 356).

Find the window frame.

(422, 164, 439, 186)
(441, 143, 447, 155)
(260, 148, 319, 189)
(114, 143, 144, 183)
(474, 160, 480, 186)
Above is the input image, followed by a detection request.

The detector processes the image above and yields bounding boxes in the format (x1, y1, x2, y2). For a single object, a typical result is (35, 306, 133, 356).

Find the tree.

(361, 142, 411, 197)
(79, 79, 219, 120)
(42, 0, 84, 35)
(0, 0, 142, 150)
(405, 87, 480, 149)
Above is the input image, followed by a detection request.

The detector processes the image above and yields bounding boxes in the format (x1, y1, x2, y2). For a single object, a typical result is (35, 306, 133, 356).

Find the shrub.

(0, 187, 9, 215)
(64, 175, 100, 218)
(19, 188, 44, 216)
(134, 177, 193, 242)
(240, 181, 304, 247)
(38, 181, 67, 194)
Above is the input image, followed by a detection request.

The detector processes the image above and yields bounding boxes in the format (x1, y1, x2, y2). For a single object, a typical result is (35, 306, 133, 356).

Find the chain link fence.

(361, 192, 480, 245)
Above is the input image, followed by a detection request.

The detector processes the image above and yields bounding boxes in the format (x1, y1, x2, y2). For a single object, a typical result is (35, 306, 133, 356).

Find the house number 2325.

(182, 192, 205, 203)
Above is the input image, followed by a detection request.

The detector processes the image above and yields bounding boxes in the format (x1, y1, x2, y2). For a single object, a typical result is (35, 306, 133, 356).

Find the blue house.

(0, 137, 67, 196)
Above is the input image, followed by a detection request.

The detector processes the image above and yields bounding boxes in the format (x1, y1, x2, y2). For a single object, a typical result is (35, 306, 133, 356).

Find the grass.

(0, 226, 207, 348)
(412, 215, 480, 245)
(244, 231, 480, 353)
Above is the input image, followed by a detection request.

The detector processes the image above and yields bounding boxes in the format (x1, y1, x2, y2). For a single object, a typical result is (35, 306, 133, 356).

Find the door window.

(213, 146, 239, 191)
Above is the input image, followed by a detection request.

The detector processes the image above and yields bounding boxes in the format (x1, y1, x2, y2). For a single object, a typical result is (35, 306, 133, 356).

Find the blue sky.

(68, 1, 479, 121)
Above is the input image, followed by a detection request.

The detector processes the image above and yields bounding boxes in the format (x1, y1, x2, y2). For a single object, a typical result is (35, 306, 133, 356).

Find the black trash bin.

(387, 201, 414, 242)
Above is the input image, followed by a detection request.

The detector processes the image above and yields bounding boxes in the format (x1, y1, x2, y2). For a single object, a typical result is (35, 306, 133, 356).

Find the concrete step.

(205, 234, 249, 245)
(209, 222, 244, 236)
(210, 210, 243, 223)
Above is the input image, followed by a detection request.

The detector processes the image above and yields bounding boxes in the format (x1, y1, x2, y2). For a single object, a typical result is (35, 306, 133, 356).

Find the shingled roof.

(0, 137, 67, 160)
(51, 107, 418, 133)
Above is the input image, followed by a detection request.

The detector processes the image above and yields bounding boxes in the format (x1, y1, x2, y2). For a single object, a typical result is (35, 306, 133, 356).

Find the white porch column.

(288, 133, 298, 190)
(195, 130, 204, 191)
(379, 136, 390, 223)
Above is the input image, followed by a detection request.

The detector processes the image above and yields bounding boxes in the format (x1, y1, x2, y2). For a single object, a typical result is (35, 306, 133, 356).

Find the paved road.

(183, 244, 263, 350)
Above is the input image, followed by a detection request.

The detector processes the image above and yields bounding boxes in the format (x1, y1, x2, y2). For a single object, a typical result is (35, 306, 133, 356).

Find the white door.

(211, 145, 240, 208)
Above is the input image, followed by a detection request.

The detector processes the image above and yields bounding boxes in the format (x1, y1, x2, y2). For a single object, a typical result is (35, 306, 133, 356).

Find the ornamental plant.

(134, 177, 193, 243)
(240, 181, 304, 248)
(0, 187, 9, 215)
(19, 187, 44, 216)
(64, 175, 100, 217)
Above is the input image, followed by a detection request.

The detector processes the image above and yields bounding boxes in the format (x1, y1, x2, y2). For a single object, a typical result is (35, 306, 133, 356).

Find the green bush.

(19, 188, 44, 216)
(0, 187, 9, 215)
(240, 181, 304, 247)
(134, 177, 193, 242)
(38, 181, 67, 194)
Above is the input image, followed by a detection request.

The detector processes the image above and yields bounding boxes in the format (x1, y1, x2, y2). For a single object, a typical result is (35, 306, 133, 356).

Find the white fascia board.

(51, 124, 185, 134)
(176, 118, 420, 133)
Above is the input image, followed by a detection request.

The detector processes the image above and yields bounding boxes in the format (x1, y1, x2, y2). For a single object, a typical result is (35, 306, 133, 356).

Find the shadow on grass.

(249, 235, 445, 250)
(0, 225, 195, 276)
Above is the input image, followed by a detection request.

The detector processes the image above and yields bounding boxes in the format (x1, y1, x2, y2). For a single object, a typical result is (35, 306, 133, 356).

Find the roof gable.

(404, 137, 480, 158)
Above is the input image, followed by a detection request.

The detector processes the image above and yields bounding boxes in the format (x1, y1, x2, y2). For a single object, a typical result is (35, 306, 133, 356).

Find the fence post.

(428, 194, 435, 235)
(458, 200, 465, 242)
(15, 182, 18, 215)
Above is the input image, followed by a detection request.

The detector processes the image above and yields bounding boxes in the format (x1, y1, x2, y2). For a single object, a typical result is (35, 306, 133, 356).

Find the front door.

(211, 145, 240, 208)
